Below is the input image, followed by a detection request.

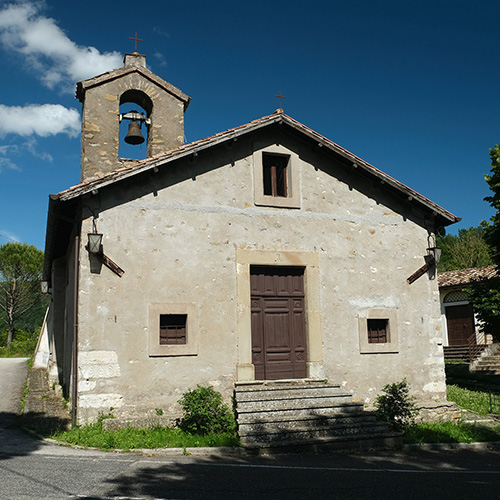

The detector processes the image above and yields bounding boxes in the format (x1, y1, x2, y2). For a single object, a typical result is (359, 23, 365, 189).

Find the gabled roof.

(75, 59, 191, 111)
(44, 110, 461, 281)
(438, 265, 498, 288)
(52, 110, 460, 227)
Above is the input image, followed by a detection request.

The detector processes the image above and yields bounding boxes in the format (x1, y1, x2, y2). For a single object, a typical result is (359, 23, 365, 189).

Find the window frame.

(358, 309, 399, 354)
(149, 303, 198, 356)
(253, 143, 301, 208)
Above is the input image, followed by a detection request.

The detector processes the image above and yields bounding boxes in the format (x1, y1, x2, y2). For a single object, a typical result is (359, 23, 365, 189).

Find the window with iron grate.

(367, 318, 389, 343)
(159, 314, 187, 345)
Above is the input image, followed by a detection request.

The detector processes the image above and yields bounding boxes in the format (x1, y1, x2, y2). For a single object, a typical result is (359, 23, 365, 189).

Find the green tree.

(437, 226, 493, 272)
(470, 145, 500, 341)
(0, 243, 45, 344)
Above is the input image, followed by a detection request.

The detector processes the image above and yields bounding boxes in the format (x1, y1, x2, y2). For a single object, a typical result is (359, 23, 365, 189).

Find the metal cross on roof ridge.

(130, 32, 143, 52)
(275, 91, 287, 110)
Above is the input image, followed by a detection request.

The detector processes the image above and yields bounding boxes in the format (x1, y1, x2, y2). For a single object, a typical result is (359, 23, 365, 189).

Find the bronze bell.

(124, 120, 145, 145)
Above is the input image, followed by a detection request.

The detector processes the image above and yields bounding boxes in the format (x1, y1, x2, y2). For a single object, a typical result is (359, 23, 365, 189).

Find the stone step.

(234, 380, 400, 451)
(237, 404, 374, 423)
(236, 395, 356, 414)
(238, 412, 378, 433)
(236, 379, 332, 389)
(240, 422, 395, 446)
(474, 362, 500, 369)
(243, 433, 403, 453)
(444, 345, 488, 362)
(235, 384, 347, 402)
(472, 368, 500, 375)
(237, 402, 365, 422)
(474, 360, 500, 366)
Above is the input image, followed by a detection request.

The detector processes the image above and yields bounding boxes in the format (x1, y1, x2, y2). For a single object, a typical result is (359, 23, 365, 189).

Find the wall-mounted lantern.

(407, 247, 442, 285)
(86, 220, 124, 278)
(427, 247, 442, 265)
(40, 281, 49, 294)
(88, 232, 103, 255)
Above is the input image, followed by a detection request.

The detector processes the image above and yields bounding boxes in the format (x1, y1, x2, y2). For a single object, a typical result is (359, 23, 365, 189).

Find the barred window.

(367, 318, 389, 344)
(159, 314, 187, 345)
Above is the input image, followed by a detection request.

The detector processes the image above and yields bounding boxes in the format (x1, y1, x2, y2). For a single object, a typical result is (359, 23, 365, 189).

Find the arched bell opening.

(119, 90, 153, 160)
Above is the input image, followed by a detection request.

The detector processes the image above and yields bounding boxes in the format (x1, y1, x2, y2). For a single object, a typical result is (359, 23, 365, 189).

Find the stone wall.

(72, 127, 446, 424)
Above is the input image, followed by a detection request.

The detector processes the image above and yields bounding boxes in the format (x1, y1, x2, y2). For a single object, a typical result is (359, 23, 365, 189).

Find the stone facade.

(43, 54, 460, 425)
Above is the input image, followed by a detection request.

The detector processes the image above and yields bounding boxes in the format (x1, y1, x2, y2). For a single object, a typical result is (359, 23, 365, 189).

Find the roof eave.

(53, 112, 460, 227)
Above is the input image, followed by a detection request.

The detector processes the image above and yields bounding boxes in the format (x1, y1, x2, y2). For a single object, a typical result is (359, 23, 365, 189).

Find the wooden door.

(446, 304, 475, 346)
(250, 266, 307, 380)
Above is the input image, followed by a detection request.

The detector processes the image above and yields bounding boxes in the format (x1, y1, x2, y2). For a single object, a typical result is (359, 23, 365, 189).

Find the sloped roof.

(44, 110, 461, 281)
(75, 59, 191, 111)
(438, 264, 498, 287)
(51, 110, 460, 227)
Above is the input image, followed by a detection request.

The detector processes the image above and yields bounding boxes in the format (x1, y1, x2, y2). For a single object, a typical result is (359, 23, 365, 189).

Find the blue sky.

(0, 0, 498, 250)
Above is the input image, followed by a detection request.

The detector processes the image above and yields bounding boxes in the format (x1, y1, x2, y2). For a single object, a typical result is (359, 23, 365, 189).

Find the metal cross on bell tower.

(129, 32, 143, 52)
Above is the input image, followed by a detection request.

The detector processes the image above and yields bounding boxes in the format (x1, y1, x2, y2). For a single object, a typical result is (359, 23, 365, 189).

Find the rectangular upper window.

(367, 318, 389, 344)
(263, 153, 288, 197)
(253, 143, 301, 209)
(159, 314, 187, 345)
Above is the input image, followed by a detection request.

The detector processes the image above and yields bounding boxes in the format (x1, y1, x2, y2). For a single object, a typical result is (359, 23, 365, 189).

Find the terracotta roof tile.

(438, 264, 498, 287)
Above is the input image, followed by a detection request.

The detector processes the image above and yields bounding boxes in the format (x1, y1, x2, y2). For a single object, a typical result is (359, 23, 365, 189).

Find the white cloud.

(154, 50, 168, 68)
(0, 156, 20, 172)
(0, 103, 80, 137)
(23, 136, 52, 161)
(0, 230, 21, 243)
(0, 2, 122, 90)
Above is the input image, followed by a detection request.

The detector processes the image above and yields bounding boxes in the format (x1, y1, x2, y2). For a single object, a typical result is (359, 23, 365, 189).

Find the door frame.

(444, 303, 476, 346)
(250, 265, 307, 380)
(235, 249, 325, 381)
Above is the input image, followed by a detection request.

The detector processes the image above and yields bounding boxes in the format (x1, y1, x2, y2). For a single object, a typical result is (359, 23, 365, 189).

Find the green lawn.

(48, 422, 240, 451)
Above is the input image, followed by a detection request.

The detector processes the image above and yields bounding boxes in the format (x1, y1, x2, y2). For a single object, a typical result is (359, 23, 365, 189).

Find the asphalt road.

(2, 442, 500, 500)
(1, 358, 500, 499)
(0, 357, 28, 431)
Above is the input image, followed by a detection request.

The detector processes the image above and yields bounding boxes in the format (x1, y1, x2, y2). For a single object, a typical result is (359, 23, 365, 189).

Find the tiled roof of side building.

(438, 264, 498, 287)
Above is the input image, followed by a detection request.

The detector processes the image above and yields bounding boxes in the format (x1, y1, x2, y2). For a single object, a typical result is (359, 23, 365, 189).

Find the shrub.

(177, 385, 236, 435)
(375, 379, 418, 431)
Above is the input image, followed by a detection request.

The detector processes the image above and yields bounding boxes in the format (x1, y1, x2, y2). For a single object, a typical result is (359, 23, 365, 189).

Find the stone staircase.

(444, 346, 470, 362)
(444, 345, 488, 363)
(470, 344, 500, 375)
(22, 367, 71, 432)
(234, 380, 402, 453)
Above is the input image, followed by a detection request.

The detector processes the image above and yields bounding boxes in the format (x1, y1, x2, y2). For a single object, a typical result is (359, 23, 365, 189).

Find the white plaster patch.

(97, 305, 109, 316)
(423, 381, 446, 394)
(78, 393, 124, 409)
(348, 296, 400, 309)
(79, 350, 121, 379)
(78, 380, 97, 392)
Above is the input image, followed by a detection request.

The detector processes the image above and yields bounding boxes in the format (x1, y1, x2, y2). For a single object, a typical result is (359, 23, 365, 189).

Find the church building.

(42, 52, 460, 425)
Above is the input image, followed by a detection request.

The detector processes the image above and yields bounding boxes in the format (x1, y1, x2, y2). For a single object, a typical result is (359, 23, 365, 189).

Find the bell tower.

(76, 53, 191, 182)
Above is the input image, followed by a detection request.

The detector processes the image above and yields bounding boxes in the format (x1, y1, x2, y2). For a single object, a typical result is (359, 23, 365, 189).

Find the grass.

(447, 384, 494, 415)
(404, 421, 500, 444)
(402, 380, 500, 444)
(0, 330, 39, 358)
(47, 421, 240, 451)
